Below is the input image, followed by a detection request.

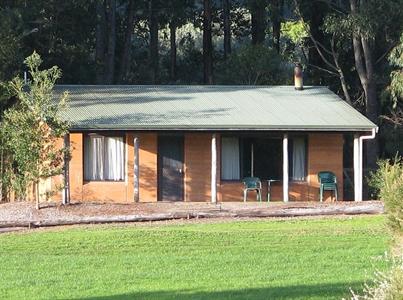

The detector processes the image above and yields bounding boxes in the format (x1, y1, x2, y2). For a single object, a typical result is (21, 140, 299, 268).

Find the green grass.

(0, 216, 390, 300)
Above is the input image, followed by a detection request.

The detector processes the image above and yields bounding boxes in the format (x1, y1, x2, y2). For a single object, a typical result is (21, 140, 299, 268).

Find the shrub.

(369, 158, 403, 234)
(0, 51, 69, 207)
(353, 158, 403, 300)
(347, 256, 403, 300)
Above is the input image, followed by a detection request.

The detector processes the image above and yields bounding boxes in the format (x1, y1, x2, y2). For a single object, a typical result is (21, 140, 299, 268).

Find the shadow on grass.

(69, 282, 361, 300)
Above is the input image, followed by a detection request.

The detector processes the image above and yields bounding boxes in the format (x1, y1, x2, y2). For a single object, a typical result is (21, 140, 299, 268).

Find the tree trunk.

(350, 0, 379, 171)
(271, 0, 282, 53)
(35, 182, 39, 210)
(117, 0, 136, 84)
(364, 78, 379, 170)
(149, 0, 159, 84)
(250, 0, 266, 45)
(305, 1, 328, 85)
(105, 0, 116, 84)
(169, 22, 177, 82)
(339, 71, 352, 105)
(203, 0, 213, 84)
(223, 0, 231, 59)
(95, 0, 106, 84)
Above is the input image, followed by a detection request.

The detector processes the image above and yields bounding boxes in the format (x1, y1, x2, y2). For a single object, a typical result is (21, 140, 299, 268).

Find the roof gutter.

(355, 127, 378, 201)
(359, 126, 378, 171)
(68, 126, 377, 132)
(359, 127, 378, 143)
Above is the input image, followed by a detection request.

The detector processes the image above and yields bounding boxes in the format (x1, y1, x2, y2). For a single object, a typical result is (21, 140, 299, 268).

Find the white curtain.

(292, 137, 306, 181)
(85, 136, 104, 180)
(84, 136, 124, 181)
(104, 137, 124, 181)
(221, 137, 240, 180)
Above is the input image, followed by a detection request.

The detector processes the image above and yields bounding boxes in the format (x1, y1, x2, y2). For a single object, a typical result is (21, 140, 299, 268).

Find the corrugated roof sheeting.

(54, 85, 376, 131)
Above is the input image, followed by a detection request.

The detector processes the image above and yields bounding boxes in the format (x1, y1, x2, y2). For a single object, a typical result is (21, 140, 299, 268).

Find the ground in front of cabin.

(0, 215, 389, 300)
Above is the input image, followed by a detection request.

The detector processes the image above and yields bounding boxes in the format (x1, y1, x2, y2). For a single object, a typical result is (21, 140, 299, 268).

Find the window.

(290, 137, 307, 181)
(84, 134, 125, 181)
(221, 137, 240, 180)
(221, 136, 307, 181)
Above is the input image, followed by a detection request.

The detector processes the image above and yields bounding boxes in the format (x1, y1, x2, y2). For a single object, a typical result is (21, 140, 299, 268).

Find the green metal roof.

(54, 85, 377, 132)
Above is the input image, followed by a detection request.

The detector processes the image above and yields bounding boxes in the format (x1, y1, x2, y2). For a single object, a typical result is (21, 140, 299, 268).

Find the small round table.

(266, 179, 280, 202)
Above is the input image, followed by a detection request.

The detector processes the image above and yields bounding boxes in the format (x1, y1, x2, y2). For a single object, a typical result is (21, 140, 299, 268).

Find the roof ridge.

(54, 84, 327, 88)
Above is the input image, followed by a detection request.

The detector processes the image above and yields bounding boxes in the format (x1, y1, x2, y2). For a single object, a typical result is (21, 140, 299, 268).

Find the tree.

(216, 44, 289, 85)
(105, 0, 116, 84)
(349, 0, 378, 170)
(117, 0, 136, 83)
(164, 0, 195, 82)
(389, 35, 403, 106)
(326, 0, 402, 169)
(384, 34, 403, 125)
(4, 0, 98, 84)
(223, 0, 231, 59)
(203, 0, 213, 84)
(95, 0, 107, 83)
(149, 0, 160, 84)
(292, 8, 353, 104)
(294, 0, 403, 173)
(269, 0, 283, 53)
(0, 52, 69, 208)
(94, 0, 117, 84)
(249, 0, 267, 45)
(0, 8, 24, 82)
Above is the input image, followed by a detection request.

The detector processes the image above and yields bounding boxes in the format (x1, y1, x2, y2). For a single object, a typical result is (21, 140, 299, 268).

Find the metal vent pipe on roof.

(294, 63, 303, 91)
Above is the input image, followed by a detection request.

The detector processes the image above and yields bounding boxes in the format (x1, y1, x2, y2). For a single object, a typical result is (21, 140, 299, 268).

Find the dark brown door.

(158, 136, 184, 201)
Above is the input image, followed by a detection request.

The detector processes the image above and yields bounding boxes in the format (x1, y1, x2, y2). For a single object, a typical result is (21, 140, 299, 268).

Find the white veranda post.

(283, 133, 289, 202)
(134, 137, 140, 202)
(211, 134, 217, 203)
(353, 135, 361, 202)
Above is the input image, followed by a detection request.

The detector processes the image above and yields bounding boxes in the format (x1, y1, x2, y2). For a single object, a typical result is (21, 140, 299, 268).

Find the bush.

(347, 256, 403, 300)
(355, 158, 403, 300)
(369, 158, 403, 234)
(0, 51, 69, 206)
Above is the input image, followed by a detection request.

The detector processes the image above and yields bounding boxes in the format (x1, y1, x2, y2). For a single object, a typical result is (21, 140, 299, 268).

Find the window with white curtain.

(84, 135, 125, 181)
(291, 137, 307, 181)
(221, 137, 240, 180)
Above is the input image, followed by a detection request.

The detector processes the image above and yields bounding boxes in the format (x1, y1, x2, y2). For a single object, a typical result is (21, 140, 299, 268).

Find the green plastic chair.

(242, 177, 262, 202)
(317, 171, 338, 202)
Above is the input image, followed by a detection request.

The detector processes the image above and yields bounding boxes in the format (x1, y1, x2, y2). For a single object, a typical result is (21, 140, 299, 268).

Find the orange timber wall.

(50, 132, 343, 203)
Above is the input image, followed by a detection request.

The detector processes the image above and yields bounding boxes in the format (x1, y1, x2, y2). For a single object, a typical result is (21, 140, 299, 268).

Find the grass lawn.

(0, 216, 389, 300)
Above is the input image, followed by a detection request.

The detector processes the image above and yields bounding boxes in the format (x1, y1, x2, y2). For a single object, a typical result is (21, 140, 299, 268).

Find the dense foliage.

(370, 158, 403, 233)
(0, 52, 69, 205)
(349, 257, 403, 300)
(352, 160, 403, 299)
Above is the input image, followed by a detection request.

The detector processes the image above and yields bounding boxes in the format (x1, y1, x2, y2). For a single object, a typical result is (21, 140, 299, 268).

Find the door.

(158, 136, 184, 201)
